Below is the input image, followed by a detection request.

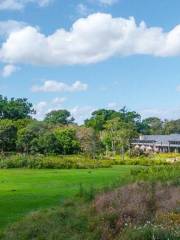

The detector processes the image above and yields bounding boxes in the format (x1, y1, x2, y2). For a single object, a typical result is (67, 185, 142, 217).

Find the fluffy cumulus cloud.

(70, 105, 95, 124)
(1, 64, 19, 77)
(1, 13, 180, 66)
(34, 97, 66, 119)
(32, 80, 88, 93)
(0, 20, 25, 36)
(0, 0, 51, 11)
(34, 97, 93, 124)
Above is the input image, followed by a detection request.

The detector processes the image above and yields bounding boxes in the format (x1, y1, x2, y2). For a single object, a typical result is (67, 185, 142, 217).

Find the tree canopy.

(0, 95, 35, 120)
(44, 110, 74, 125)
(85, 107, 141, 132)
(1, 94, 180, 156)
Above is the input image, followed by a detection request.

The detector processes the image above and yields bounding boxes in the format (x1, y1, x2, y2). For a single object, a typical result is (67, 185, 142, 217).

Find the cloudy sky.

(1, 0, 180, 123)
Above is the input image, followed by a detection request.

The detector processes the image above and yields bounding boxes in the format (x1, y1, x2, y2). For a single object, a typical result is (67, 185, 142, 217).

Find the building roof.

(139, 134, 180, 146)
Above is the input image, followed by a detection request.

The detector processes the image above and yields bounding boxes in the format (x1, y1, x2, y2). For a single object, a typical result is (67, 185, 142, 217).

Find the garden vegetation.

(0, 165, 179, 240)
(0, 95, 180, 239)
(1, 95, 180, 168)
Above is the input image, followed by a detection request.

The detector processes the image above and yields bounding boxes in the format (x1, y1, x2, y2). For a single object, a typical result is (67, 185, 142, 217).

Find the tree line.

(0, 95, 180, 156)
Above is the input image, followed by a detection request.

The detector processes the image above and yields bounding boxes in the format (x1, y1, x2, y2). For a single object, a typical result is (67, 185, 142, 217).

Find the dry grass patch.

(93, 182, 180, 239)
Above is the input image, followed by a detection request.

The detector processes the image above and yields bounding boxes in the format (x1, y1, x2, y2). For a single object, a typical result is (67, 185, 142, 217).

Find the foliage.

(130, 165, 180, 184)
(16, 123, 80, 155)
(141, 117, 163, 134)
(2, 94, 180, 157)
(0, 95, 35, 120)
(164, 119, 180, 134)
(85, 107, 141, 133)
(0, 166, 133, 230)
(54, 128, 80, 154)
(1, 180, 179, 240)
(76, 127, 102, 157)
(16, 121, 49, 153)
(44, 109, 74, 125)
(102, 118, 137, 158)
(0, 119, 17, 152)
(128, 146, 152, 157)
(93, 181, 180, 240)
(37, 132, 60, 154)
(118, 223, 180, 240)
(85, 109, 120, 131)
(0, 154, 113, 169)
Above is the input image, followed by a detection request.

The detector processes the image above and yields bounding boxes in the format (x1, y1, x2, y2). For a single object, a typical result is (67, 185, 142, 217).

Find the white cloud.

(176, 85, 180, 92)
(2, 13, 180, 66)
(34, 99, 94, 124)
(0, 20, 25, 37)
(36, 0, 51, 7)
(0, 0, 52, 11)
(77, 4, 91, 16)
(1, 64, 19, 77)
(70, 105, 95, 124)
(32, 80, 88, 93)
(52, 97, 66, 104)
(107, 102, 119, 109)
(89, 0, 118, 6)
(34, 97, 66, 120)
(34, 101, 48, 119)
(98, 0, 118, 6)
(0, 0, 22, 10)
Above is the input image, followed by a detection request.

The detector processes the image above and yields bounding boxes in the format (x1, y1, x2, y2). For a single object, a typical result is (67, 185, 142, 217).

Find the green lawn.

(0, 165, 133, 230)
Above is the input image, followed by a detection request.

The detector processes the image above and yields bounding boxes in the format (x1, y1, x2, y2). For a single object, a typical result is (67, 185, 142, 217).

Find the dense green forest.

(1, 95, 180, 155)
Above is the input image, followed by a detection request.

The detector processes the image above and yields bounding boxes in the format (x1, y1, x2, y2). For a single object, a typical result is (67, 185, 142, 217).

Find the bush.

(0, 154, 113, 169)
(1, 182, 179, 240)
(92, 182, 180, 239)
(130, 165, 180, 184)
(119, 223, 180, 240)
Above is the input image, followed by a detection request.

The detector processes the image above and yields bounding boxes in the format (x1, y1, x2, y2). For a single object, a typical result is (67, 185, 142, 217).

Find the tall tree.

(85, 107, 141, 132)
(0, 119, 17, 152)
(0, 95, 35, 120)
(163, 119, 180, 134)
(103, 117, 137, 159)
(44, 110, 74, 125)
(54, 128, 80, 154)
(16, 121, 48, 153)
(85, 109, 119, 131)
(142, 117, 163, 134)
(76, 127, 101, 157)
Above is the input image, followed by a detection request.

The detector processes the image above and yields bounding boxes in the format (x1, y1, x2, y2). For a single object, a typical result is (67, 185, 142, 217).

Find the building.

(131, 134, 180, 153)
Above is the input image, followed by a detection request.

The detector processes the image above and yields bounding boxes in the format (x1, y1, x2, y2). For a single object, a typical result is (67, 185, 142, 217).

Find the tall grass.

(0, 165, 179, 240)
(130, 165, 180, 184)
(0, 154, 113, 169)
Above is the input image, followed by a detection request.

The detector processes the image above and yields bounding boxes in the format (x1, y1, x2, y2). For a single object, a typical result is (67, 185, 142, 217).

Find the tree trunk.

(121, 146, 125, 161)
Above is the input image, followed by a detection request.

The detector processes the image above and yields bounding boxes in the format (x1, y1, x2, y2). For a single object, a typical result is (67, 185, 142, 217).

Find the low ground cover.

(0, 152, 179, 170)
(0, 165, 179, 240)
(0, 165, 133, 230)
(0, 154, 113, 169)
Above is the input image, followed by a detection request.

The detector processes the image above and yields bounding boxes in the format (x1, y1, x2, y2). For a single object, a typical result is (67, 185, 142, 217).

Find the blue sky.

(1, 0, 180, 123)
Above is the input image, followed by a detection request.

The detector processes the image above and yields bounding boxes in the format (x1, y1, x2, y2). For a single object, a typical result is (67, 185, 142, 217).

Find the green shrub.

(0, 154, 113, 169)
(119, 223, 180, 240)
(130, 165, 180, 184)
(1, 182, 179, 240)
(77, 184, 96, 201)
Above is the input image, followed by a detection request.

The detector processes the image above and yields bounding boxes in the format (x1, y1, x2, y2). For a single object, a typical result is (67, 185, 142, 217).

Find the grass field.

(0, 165, 134, 230)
